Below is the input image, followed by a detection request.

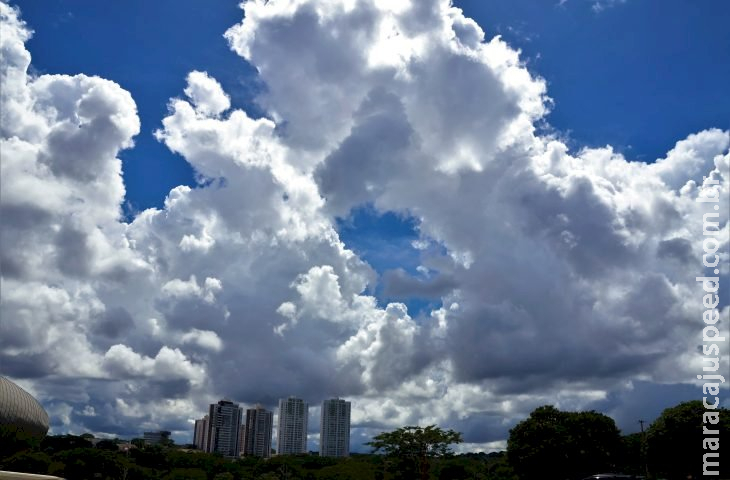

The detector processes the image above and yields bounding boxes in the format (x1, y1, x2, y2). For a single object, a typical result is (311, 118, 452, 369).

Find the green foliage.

(47, 460, 67, 477)
(125, 463, 161, 480)
(507, 405, 568, 480)
(646, 400, 729, 479)
(1, 450, 52, 474)
(619, 432, 645, 475)
(564, 410, 622, 473)
(507, 405, 622, 480)
(0, 424, 41, 459)
(253, 454, 306, 479)
(256, 473, 280, 480)
(96, 438, 121, 451)
(315, 457, 380, 480)
(52, 447, 128, 480)
(40, 433, 93, 454)
(161, 436, 176, 448)
(300, 454, 337, 470)
(432, 456, 477, 479)
(367, 425, 462, 458)
(130, 443, 168, 471)
(488, 460, 518, 480)
(163, 467, 208, 480)
(166, 449, 210, 469)
(367, 425, 463, 480)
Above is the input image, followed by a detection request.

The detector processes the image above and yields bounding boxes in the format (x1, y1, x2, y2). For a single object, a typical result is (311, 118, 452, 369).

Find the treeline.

(507, 401, 728, 479)
(1, 400, 727, 480)
(0, 436, 505, 480)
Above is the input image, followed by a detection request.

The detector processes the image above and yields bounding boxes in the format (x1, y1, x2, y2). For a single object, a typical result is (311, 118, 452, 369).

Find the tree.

(507, 405, 621, 480)
(163, 467, 208, 480)
(366, 425, 463, 480)
(131, 437, 146, 448)
(489, 460, 518, 480)
(53, 448, 127, 480)
(256, 473, 280, 480)
(315, 458, 380, 480)
(619, 432, 645, 475)
(563, 410, 622, 474)
(0, 424, 41, 460)
(40, 434, 93, 454)
(129, 443, 168, 471)
(433, 457, 472, 480)
(1, 450, 53, 474)
(646, 400, 729, 479)
(96, 439, 120, 451)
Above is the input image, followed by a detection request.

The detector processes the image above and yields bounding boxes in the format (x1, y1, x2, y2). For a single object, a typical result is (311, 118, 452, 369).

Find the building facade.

(205, 399, 243, 457)
(143, 430, 171, 445)
(319, 398, 351, 457)
(193, 415, 209, 450)
(242, 405, 273, 458)
(276, 397, 308, 455)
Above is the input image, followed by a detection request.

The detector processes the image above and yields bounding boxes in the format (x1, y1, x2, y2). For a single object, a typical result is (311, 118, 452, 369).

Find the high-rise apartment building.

(193, 415, 208, 450)
(205, 399, 243, 457)
(144, 430, 171, 446)
(319, 398, 351, 457)
(239, 426, 245, 457)
(277, 396, 308, 455)
(242, 405, 273, 458)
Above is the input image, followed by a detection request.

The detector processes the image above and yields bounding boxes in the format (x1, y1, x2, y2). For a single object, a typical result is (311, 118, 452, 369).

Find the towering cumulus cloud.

(1, 0, 728, 449)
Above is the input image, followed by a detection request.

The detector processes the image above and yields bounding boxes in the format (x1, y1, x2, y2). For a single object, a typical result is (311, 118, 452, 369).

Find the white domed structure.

(0, 377, 50, 439)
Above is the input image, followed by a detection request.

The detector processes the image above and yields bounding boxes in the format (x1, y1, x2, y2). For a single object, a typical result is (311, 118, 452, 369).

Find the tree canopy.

(507, 405, 622, 480)
(367, 425, 463, 480)
(367, 425, 463, 458)
(646, 400, 729, 479)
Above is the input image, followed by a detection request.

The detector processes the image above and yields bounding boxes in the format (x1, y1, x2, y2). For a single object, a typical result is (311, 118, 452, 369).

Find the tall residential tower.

(205, 399, 243, 457)
(277, 397, 308, 454)
(319, 398, 350, 457)
(193, 415, 209, 450)
(242, 405, 273, 458)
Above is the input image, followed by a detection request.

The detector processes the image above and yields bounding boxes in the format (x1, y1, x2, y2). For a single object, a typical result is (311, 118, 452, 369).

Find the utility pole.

(639, 420, 649, 478)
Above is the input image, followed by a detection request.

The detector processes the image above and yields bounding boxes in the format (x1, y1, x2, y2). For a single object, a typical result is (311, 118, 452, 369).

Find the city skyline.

(191, 397, 352, 456)
(1, 0, 728, 455)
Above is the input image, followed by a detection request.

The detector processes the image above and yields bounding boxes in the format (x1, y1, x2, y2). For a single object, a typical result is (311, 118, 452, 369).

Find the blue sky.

(464, 0, 730, 159)
(3, 0, 729, 449)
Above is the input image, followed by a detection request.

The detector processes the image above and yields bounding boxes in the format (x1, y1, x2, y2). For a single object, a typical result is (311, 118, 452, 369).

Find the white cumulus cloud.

(1, 0, 727, 449)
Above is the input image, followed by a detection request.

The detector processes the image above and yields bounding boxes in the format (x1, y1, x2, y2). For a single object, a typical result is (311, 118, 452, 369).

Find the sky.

(1, 0, 729, 452)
